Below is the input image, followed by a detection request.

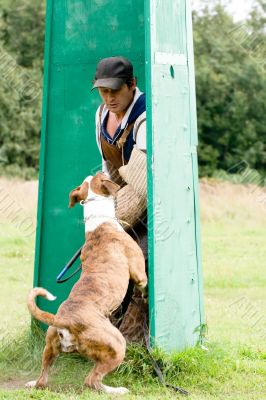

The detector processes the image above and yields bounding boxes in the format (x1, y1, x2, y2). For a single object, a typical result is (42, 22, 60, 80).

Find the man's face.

(98, 82, 136, 114)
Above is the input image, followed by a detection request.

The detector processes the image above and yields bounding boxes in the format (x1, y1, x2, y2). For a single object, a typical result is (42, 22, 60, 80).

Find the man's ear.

(68, 182, 88, 208)
(102, 179, 120, 197)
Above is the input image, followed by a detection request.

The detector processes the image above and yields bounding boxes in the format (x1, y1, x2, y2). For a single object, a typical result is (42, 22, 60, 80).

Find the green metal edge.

(191, 154, 205, 326)
(144, 0, 156, 345)
(185, 0, 205, 326)
(33, 0, 53, 288)
(185, 0, 198, 147)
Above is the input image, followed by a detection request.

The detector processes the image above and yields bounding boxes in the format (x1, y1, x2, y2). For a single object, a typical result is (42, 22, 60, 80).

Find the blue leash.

(56, 246, 83, 283)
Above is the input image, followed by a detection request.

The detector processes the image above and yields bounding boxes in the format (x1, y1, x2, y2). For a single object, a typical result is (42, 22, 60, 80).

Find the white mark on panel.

(155, 52, 187, 66)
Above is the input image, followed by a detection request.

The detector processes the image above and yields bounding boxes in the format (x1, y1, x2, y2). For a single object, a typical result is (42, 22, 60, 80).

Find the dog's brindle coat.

(26, 173, 147, 394)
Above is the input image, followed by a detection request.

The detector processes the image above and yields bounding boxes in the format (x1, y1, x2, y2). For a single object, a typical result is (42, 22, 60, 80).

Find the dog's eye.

(58, 332, 63, 339)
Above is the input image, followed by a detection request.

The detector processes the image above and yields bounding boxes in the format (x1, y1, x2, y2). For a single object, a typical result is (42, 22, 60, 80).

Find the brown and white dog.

(26, 172, 147, 394)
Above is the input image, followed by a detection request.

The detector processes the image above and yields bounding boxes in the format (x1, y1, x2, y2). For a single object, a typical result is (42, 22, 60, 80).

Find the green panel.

(34, 0, 145, 316)
(155, 0, 187, 54)
(146, 0, 204, 351)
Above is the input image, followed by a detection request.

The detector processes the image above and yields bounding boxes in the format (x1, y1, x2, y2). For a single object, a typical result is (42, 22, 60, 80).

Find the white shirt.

(95, 87, 146, 174)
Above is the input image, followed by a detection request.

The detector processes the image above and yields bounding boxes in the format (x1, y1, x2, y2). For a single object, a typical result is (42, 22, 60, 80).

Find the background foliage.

(0, 0, 45, 178)
(0, 0, 265, 178)
(193, 0, 266, 177)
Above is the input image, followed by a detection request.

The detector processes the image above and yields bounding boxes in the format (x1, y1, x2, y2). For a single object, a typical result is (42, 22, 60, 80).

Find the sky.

(191, 0, 255, 21)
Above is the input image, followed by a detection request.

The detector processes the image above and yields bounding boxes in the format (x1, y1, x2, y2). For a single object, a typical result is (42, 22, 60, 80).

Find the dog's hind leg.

(25, 326, 60, 389)
(82, 319, 129, 394)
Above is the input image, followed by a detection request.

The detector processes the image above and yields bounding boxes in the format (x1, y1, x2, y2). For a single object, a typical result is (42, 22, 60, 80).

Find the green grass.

(0, 223, 34, 339)
(0, 180, 266, 399)
(1, 325, 264, 399)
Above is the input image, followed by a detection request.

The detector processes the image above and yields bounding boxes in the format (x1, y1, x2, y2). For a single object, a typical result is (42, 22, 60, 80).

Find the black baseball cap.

(92, 56, 133, 90)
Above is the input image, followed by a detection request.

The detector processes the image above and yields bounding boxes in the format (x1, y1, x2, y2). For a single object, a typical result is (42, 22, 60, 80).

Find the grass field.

(0, 177, 265, 399)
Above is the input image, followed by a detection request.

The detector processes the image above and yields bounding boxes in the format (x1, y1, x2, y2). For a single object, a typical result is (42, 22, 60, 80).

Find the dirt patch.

(0, 177, 38, 221)
(200, 178, 266, 223)
(0, 378, 27, 390)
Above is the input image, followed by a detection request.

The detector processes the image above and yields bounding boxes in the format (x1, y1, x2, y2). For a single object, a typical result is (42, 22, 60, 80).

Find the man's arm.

(115, 119, 147, 228)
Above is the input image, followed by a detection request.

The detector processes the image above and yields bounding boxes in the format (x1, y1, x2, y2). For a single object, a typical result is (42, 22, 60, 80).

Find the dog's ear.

(102, 179, 120, 197)
(68, 186, 81, 208)
(68, 182, 88, 208)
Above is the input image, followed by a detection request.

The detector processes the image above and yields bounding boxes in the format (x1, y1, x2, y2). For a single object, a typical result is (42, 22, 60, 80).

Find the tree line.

(0, 0, 265, 179)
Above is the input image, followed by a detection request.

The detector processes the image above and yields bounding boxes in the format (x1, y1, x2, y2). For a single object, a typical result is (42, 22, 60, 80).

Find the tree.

(0, 0, 45, 68)
(193, 1, 266, 176)
(0, 0, 44, 177)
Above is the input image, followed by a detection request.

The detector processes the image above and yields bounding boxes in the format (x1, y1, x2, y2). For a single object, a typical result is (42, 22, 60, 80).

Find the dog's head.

(68, 172, 120, 208)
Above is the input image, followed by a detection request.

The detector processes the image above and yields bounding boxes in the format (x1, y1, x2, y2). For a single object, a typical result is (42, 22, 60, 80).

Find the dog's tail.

(27, 287, 63, 327)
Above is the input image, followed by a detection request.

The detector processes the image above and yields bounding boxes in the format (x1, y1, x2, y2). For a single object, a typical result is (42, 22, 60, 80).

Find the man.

(92, 56, 148, 342)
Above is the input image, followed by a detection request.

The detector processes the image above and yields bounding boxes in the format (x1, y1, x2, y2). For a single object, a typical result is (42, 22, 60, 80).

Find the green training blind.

(34, 0, 204, 351)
